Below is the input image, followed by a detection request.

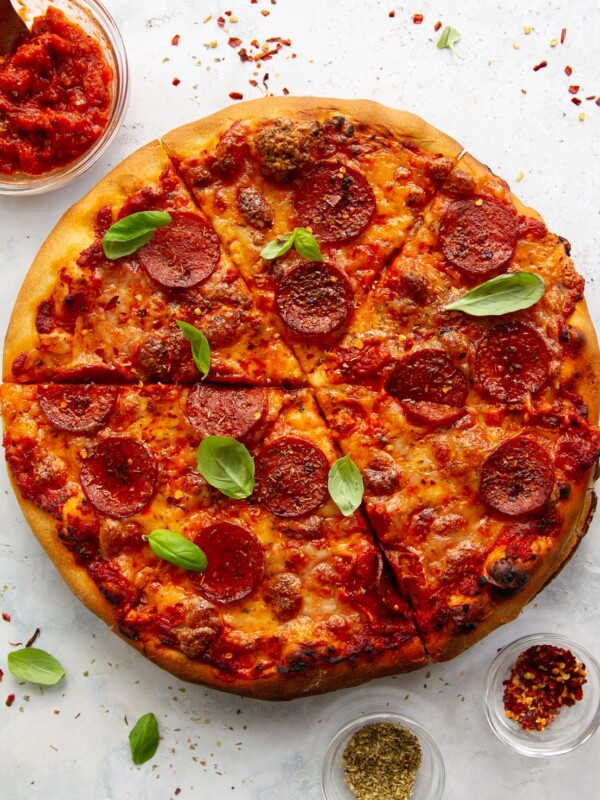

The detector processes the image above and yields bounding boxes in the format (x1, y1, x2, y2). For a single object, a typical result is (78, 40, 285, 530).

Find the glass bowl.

(0, 0, 129, 195)
(322, 711, 445, 800)
(483, 632, 600, 757)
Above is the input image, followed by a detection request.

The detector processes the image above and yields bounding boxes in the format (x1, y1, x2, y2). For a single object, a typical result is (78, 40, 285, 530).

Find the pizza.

(1, 97, 598, 700)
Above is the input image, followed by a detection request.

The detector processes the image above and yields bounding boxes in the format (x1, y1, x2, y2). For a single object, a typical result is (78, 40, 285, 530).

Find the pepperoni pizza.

(1, 98, 598, 699)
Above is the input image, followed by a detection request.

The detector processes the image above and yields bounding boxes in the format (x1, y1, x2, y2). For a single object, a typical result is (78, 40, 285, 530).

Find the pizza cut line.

(1, 97, 598, 700)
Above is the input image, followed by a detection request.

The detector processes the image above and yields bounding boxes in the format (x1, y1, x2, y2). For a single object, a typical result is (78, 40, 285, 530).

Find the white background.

(1, 1, 600, 798)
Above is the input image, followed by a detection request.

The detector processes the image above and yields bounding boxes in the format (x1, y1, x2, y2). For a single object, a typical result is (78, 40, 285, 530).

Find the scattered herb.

(129, 712, 160, 765)
(436, 25, 462, 57)
(197, 436, 255, 499)
(144, 530, 207, 572)
(503, 644, 587, 731)
(328, 455, 364, 516)
(7, 647, 65, 686)
(176, 320, 211, 379)
(444, 272, 545, 316)
(342, 722, 422, 800)
(260, 227, 324, 262)
(102, 211, 172, 260)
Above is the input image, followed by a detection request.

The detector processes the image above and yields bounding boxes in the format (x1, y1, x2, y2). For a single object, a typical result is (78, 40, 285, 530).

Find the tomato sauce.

(0, 6, 113, 175)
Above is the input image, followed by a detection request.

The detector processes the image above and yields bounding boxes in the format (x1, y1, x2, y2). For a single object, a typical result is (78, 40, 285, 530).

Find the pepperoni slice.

(276, 261, 354, 336)
(385, 349, 469, 408)
(401, 400, 466, 428)
(439, 197, 518, 274)
(38, 385, 118, 433)
(475, 322, 550, 403)
(294, 163, 376, 243)
(138, 211, 220, 289)
(80, 437, 157, 519)
(185, 385, 268, 441)
(480, 436, 555, 516)
(192, 522, 264, 604)
(255, 436, 329, 517)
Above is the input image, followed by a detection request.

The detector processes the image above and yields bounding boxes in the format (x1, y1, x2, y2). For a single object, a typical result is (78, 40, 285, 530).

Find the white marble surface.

(1, 1, 600, 798)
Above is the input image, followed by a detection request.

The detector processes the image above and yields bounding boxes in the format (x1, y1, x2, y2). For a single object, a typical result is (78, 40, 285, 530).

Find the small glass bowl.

(484, 632, 600, 757)
(322, 711, 445, 800)
(0, 0, 129, 195)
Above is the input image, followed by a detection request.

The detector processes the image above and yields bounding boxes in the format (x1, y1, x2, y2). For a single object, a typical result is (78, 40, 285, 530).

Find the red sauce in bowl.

(0, 6, 113, 176)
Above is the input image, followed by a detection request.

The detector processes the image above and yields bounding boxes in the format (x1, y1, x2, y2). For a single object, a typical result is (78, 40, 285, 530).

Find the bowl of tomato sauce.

(0, 0, 129, 194)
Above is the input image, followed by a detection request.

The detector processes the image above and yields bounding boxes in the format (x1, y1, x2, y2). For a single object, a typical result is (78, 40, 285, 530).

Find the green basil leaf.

(328, 454, 364, 517)
(129, 712, 160, 765)
(7, 647, 65, 686)
(437, 25, 462, 57)
(260, 232, 295, 260)
(102, 211, 172, 260)
(444, 272, 545, 317)
(145, 529, 207, 572)
(196, 436, 255, 499)
(176, 320, 211, 379)
(293, 227, 324, 262)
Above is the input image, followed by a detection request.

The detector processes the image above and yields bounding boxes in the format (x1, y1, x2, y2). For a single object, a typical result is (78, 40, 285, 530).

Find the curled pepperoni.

(255, 436, 329, 517)
(475, 322, 550, 403)
(439, 197, 518, 274)
(401, 400, 466, 428)
(192, 522, 264, 604)
(80, 437, 157, 519)
(385, 349, 468, 408)
(276, 261, 354, 336)
(294, 162, 376, 243)
(38, 384, 118, 433)
(185, 384, 268, 441)
(138, 211, 220, 289)
(480, 436, 555, 516)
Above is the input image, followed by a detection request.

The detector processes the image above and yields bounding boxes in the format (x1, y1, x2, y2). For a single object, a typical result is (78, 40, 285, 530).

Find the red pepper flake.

(568, 85, 580, 94)
(1, 612, 10, 622)
(6, 693, 15, 707)
(565, 65, 573, 76)
(560, 28, 567, 44)
(585, 95, 596, 101)
(225, 10, 232, 16)
(389, 10, 395, 17)
(217, 16, 226, 27)
(0, 668, 4, 682)
(229, 91, 244, 100)
(571, 97, 582, 105)
(412, 13, 424, 24)
(251, 0, 257, 3)
(283, 87, 290, 95)
(238, 48, 250, 62)
(228, 37, 243, 48)
(596, 98, 600, 107)
(533, 60, 548, 71)
(434, 20, 442, 32)
(503, 644, 587, 731)
(171, 34, 180, 46)
(249, 79, 258, 87)
(250, 39, 260, 47)
(172, 77, 181, 86)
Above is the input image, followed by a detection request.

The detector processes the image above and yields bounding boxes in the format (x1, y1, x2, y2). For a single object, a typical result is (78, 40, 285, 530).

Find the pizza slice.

(316, 383, 598, 660)
(162, 97, 465, 373)
(0, 382, 426, 698)
(3, 140, 303, 387)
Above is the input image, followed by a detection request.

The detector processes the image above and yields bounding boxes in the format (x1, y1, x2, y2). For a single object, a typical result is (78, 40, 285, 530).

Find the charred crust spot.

(486, 557, 529, 597)
(558, 235, 572, 256)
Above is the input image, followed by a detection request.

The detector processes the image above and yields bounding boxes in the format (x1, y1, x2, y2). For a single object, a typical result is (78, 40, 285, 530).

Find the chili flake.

(2, 612, 10, 622)
(412, 14, 424, 24)
(533, 60, 548, 72)
(503, 644, 587, 731)
(342, 722, 422, 800)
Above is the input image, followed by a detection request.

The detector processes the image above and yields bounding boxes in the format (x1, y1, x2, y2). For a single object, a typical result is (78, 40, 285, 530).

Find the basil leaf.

(293, 227, 324, 262)
(102, 211, 172, 260)
(129, 712, 160, 765)
(197, 436, 255, 499)
(328, 454, 364, 517)
(437, 25, 462, 57)
(260, 232, 295, 260)
(145, 529, 207, 572)
(260, 228, 324, 262)
(7, 647, 65, 686)
(176, 320, 211, 379)
(444, 272, 545, 317)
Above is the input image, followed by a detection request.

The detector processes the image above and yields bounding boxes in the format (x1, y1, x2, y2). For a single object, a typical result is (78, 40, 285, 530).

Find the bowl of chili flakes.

(322, 710, 445, 800)
(0, 0, 129, 195)
(484, 632, 600, 756)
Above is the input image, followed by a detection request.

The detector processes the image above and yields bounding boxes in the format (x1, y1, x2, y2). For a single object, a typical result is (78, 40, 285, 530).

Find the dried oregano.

(342, 722, 423, 800)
